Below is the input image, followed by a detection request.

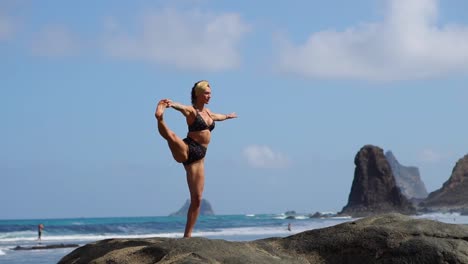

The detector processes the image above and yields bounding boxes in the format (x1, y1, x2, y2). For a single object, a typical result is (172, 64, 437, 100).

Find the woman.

(38, 224, 44, 241)
(155, 80, 237, 238)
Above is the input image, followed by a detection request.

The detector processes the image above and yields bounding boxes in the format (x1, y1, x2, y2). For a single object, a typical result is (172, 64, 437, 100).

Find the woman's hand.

(164, 99, 174, 107)
(155, 99, 171, 121)
(225, 112, 237, 119)
(211, 112, 237, 121)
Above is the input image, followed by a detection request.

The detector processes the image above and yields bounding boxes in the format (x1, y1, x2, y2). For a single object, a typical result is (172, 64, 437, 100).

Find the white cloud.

(275, 0, 468, 81)
(0, 15, 15, 41)
(418, 148, 443, 163)
(243, 145, 290, 169)
(31, 25, 80, 57)
(102, 8, 250, 71)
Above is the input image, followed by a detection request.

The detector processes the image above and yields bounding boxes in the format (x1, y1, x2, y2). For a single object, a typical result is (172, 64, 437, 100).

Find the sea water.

(1, 212, 466, 264)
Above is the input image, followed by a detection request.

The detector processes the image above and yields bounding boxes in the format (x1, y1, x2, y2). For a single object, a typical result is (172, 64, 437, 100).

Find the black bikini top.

(188, 111, 215, 132)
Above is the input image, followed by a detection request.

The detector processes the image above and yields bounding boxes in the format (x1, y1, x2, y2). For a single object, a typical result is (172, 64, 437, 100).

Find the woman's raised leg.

(155, 100, 188, 163)
(183, 160, 205, 237)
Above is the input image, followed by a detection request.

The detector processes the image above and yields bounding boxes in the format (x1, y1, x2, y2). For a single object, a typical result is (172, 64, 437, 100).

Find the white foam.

(0, 228, 297, 244)
(0, 230, 36, 239)
(330, 216, 352, 220)
(414, 212, 468, 224)
(0, 223, 329, 243)
(273, 215, 287, 220)
(194, 226, 293, 238)
(196, 218, 356, 238)
(0, 233, 183, 243)
(0, 213, 358, 245)
(0, 249, 5, 256)
(320, 211, 337, 215)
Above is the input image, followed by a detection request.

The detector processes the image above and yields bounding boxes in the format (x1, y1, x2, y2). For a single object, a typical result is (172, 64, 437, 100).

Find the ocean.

(1, 212, 466, 264)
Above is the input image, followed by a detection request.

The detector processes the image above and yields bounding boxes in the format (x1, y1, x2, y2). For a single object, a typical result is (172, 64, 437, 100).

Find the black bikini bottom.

(183, 137, 207, 166)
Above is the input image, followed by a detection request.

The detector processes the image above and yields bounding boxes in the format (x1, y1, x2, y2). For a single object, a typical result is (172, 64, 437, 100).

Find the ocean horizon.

(1, 211, 467, 264)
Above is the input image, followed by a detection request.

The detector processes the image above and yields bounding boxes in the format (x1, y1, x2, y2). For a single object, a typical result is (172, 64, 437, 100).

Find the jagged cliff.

(420, 154, 468, 211)
(340, 145, 416, 217)
(169, 199, 215, 216)
(385, 151, 428, 199)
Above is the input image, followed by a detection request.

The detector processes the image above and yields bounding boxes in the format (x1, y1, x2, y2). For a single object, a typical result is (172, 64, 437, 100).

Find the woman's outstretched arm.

(208, 110, 237, 121)
(166, 100, 194, 117)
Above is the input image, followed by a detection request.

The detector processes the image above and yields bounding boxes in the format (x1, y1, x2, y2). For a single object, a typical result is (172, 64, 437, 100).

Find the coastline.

(58, 213, 468, 264)
(2, 212, 468, 264)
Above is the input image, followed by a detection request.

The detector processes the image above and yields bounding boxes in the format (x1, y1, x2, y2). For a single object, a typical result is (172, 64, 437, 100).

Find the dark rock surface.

(13, 243, 79, 250)
(420, 154, 468, 211)
(59, 213, 468, 264)
(309, 211, 336, 218)
(385, 150, 428, 199)
(309, 212, 337, 218)
(340, 145, 416, 217)
(169, 199, 215, 216)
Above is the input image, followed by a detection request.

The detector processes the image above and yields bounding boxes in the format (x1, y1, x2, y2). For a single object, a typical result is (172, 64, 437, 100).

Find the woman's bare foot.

(155, 100, 168, 121)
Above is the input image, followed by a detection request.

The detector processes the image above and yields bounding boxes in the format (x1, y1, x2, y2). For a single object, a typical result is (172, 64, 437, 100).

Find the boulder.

(420, 154, 468, 211)
(340, 145, 416, 217)
(309, 212, 336, 218)
(13, 243, 79, 250)
(169, 199, 215, 216)
(59, 213, 468, 264)
(385, 151, 428, 199)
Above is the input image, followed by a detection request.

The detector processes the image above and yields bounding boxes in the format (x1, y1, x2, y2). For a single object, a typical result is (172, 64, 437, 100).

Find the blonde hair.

(191, 80, 210, 106)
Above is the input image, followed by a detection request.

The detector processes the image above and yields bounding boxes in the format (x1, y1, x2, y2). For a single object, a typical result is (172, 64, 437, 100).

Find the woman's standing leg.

(155, 100, 188, 163)
(183, 160, 205, 237)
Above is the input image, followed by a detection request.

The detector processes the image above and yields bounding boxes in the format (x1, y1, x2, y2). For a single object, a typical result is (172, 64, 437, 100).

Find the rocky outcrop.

(385, 151, 428, 199)
(13, 243, 79, 250)
(169, 199, 214, 216)
(309, 211, 337, 218)
(420, 154, 468, 211)
(340, 145, 416, 217)
(59, 213, 468, 264)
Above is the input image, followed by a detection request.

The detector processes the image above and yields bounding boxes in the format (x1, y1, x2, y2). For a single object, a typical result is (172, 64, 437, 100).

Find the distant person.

(287, 223, 292, 232)
(38, 224, 44, 240)
(155, 80, 237, 238)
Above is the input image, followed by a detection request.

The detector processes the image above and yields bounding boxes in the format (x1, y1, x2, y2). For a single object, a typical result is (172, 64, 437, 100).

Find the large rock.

(13, 243, 79, 250)
(340, 145, 416, 217)
(420, 154, 468, 211)
(59, 213, 468, 264)
(169, 199, 214, 216)
(385, 151, 428, 199)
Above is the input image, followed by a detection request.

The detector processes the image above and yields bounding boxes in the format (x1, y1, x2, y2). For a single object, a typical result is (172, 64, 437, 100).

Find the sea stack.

(385, 151, 428, 199)
(340, 145, 416, 217)
(169, 199, 215, 216)
(420, 154, 468, 212)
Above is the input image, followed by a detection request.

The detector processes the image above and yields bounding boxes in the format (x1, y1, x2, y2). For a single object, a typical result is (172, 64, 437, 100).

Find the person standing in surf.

(155, 80, 237, 238)
(37, 224, 44, 241)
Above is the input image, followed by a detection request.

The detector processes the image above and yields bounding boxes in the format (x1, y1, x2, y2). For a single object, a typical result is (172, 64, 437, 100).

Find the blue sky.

(2, 0, 468, 219)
